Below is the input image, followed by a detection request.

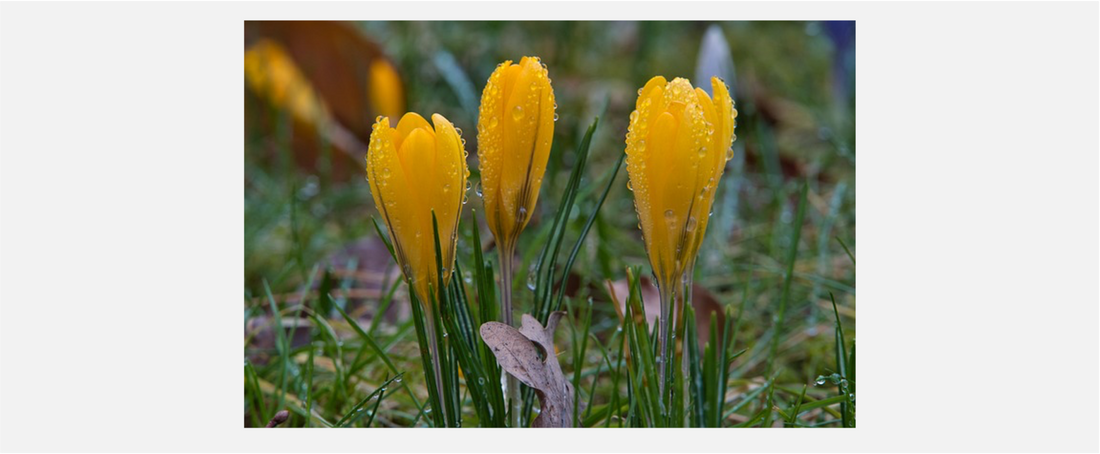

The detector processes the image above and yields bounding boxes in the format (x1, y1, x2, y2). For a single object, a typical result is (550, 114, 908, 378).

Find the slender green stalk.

(498, 242, 521, 427)
(679, 267, 695, 427)
(656, 279, 674, 419)
(423, 303, 448, 426)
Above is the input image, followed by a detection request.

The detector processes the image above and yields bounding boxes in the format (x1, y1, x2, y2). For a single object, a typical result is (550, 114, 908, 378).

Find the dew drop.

(517, 206, 528, 222)
(626, 180, 634, 191)
(474, 182, 483, 197)
(726, 147, 735, 160)
(489, 116, 499, 128)
(685, 216, 697, 232)
(512, 105, 525, 121)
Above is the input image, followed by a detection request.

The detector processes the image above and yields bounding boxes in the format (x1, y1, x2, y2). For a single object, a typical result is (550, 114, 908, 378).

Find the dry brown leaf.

(479, 312, 574, 428)
(608, 276, 726, 347)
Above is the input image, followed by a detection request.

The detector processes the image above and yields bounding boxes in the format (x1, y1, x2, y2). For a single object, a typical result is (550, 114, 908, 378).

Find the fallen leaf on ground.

(480, 312, 574, 428)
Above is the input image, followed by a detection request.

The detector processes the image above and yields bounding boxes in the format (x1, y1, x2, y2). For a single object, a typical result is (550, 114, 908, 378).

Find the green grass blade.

(836, 236, 855, 265)
(331, 298, 426, 422)
(335, 373, 404, 427)
(765, 181, 809, 378)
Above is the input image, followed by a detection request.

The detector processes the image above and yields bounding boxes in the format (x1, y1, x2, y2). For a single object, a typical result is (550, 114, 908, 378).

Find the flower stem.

(498, 243, 522, 428)
(424, 311, 448, 426)
(657, 278, 675, 421)
(679, 267, 695, 427)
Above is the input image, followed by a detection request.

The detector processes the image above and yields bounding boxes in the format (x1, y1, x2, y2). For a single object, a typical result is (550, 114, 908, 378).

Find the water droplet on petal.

(512, 105, 525, 121)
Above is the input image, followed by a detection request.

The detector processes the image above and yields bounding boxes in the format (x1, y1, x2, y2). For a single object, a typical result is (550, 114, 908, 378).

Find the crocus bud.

(366, 112, 470, 305)
(476, 56, 556, 250)
(244, 39, 331, 126)
(624, 76, 737, 287)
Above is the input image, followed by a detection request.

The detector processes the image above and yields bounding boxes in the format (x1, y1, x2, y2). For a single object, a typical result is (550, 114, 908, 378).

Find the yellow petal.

(476, 60, 511, 241)
(430, 113, 468, 282)
(368, 58, 405, 120)
(643, 111, 679, 282)
(394, 112, 433, 152)
(711, 77, 737, 156)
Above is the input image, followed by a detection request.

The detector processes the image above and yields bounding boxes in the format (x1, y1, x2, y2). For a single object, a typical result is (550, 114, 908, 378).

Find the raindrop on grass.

(526, 263, 538, 290)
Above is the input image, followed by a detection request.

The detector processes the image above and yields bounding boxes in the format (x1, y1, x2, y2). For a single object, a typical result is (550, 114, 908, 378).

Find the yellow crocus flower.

(476, 56, 556, 251)
(625, 76, 737, 289)
(366, 112, 470, 306)
(625, 76, 737, 405)
(244, 38, 331, 126)
(368, 58, 406, 121)
(476, 56, 556, 427)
